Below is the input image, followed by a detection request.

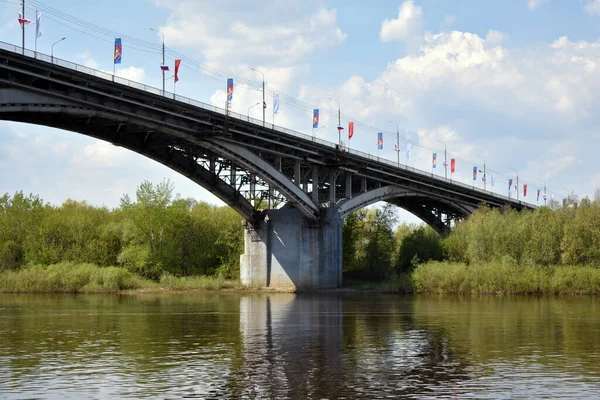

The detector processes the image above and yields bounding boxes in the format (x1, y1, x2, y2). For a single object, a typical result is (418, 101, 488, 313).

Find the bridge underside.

(0, 48, 532, 289)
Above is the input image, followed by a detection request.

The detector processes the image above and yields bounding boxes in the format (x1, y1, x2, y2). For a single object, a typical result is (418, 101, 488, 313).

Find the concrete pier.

(240, 207, 343, 290)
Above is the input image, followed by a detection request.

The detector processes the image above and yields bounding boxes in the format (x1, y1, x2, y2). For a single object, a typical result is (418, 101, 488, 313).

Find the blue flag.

(473, 166, 478, 181)
(313, 109, 319, 128)
(377, 132, 383, 150)
(227, 78, 234, 101)
(114, 38, 122, 64)
(432, 153, 437, 168)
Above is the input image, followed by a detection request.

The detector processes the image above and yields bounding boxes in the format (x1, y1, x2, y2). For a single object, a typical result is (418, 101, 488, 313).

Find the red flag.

(451, 159, 456, 174)
(348, 122, 354, 139)
(174, 59, 181, 83)
(524, 184, 528, 197)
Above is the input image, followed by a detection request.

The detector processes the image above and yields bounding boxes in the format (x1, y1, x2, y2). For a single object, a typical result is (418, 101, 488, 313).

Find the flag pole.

(34, 9, 37, 55)
(21, 0, 25, 54)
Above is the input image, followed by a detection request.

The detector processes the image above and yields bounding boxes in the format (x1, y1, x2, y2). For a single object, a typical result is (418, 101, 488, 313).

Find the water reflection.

(0, 294, 599, 398)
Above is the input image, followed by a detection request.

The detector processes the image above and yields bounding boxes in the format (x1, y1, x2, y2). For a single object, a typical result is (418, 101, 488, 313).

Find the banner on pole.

(227, 78, 234, 101)
(273, 94, 280, 115)
(348, 122, 354, 139)
(174, 59, 181, 82)
(313, 109, 319, 128)
(406, 143, 412, 160)
(432, 153, 437, 168)
(377, 132, 383, 150)
(451, 159, 456, 174)
(473, 166, 478, 181)
(35, 11, 42, 38)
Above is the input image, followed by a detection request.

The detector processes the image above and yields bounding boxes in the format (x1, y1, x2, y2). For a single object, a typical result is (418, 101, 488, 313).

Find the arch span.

(338, 185, 477, 235)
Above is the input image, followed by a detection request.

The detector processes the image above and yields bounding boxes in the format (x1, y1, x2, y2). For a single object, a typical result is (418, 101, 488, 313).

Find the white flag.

(406, 142, 412, 160)
(273, 94, 280, 115)
(35, 11, 42, 38)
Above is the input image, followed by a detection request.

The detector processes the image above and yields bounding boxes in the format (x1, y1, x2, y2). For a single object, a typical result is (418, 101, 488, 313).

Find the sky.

(1, 0, 600, 223)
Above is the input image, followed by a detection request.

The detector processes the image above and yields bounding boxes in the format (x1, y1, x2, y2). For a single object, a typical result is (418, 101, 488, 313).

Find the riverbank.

(412, 261, 600, 295)
(3, 261, 600, 295)
(0, 262, 243, 294)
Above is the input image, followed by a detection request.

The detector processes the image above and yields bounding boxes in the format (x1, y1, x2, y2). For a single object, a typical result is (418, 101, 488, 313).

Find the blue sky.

(2, 0, 600, 222)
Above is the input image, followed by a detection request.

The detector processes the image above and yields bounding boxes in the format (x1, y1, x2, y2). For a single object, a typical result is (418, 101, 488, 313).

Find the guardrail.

(0, 41, 533, 208)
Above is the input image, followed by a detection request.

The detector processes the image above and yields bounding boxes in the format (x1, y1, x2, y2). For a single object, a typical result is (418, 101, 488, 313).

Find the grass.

(412, 261, 600, 295)
(0, 263, 240, 293)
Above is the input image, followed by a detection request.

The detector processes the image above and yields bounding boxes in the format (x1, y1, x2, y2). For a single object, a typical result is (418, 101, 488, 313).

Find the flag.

(313, 109, 319, 128)
(35, 11, 42, 38)
(337, 125, 344, 132)
(406, 143, 412, 160)
(491, 173, 496, 187)
(160, 65, 170, 71)
(348, 122, 354, 139)
(524, 184, 528, 197)
(432, 153, 437, 168)
(263, 101, 267, 109)
(451, 159, 456, 174)
(509, 179, 513, 190)
(18, 12, 31, 25)
(394, 143, 400, 153)
(174, 59, 181, 82)
(227, 78, 234, 101)
(114, 38, 122, 64)
(377, 132, 383, 150)
(473, 166, 478, 181)
(482, 175, 486, 182)
(273, 94, 280, 115)
(537, 189, 540, 201)
(543, 193, 547, 201)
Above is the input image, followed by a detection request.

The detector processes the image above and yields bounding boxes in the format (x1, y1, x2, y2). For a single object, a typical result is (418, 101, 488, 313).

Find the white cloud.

(380, 0, 425, 44)
(115, 66, 146, 82)
(528, 0, 549, 10)
(71, 140, 130, 168)
(76, 50, 98, 69)
(154, 0, 346, 67)
(585, 0, 600, 15)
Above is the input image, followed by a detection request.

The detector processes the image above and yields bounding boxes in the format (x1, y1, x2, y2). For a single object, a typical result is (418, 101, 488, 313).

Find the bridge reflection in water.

(1, 294, 600, 398)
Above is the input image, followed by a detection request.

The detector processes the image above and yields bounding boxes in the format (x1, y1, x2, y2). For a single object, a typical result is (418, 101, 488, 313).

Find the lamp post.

(251, 68, 265, 125)
(510, 168, 519, 201)
(389, 121, 400, 166)
(476, 155, 486, 190)
(328, 97, 341, 146)
(51, 37, 66, 62)
(150, 28, 165, 96)
(247, 102, 260, 118)
(437, 139, 447, 179)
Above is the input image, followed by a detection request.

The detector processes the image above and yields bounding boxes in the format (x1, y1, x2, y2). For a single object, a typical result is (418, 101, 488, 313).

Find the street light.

(328, 97, 341, 146)
(247, 102, 260, 118)
(51, 37, 66, 62)
(437, 139, 447, 179)
(510, 168, 519, 201)
(251, 68, 265, 125)
(476, 155, 486, 190)
(150, 28, 165, 96)
(389, 121, 400, 166)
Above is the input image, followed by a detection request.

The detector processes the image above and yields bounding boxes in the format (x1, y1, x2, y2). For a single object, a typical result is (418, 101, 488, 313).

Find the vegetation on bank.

(2, 180, 600, 295)
(0, 262, 241, 293)
(0, 180, 243, 281)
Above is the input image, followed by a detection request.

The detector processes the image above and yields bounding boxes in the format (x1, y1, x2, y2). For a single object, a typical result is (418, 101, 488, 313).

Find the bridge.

(0, 41, 534, 289)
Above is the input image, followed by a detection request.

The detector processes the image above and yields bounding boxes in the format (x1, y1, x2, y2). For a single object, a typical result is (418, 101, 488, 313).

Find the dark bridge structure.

(0, 42, 534, 289)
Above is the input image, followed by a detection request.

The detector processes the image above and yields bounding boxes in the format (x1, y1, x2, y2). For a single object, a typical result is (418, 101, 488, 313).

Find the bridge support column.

(240, 207, 342, 290)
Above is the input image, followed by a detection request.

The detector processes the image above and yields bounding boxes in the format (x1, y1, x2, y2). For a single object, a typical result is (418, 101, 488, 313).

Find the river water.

(1, 293, 599, 399)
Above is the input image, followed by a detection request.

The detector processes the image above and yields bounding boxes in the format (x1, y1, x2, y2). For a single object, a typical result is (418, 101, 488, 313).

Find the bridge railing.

(0, 41, 534, 208)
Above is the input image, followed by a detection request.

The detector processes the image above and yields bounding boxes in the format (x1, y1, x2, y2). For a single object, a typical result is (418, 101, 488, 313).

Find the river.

(1, 293, 599, 398)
